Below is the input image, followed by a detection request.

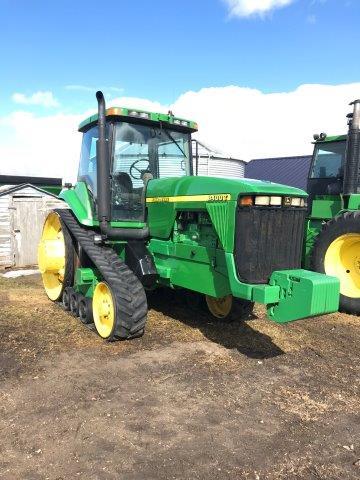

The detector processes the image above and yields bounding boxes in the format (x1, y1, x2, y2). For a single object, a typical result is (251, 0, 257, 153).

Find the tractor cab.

(307, 135, 346, 199)
(77, 106, 197, 223)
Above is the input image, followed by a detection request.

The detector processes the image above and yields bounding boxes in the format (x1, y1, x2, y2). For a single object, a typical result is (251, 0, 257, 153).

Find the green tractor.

(38, 91, 340, 341)
(304, 100, 360, 315)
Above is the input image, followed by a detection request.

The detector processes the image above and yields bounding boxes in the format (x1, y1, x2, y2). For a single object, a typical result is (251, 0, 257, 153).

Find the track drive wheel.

(92, 265, 147, 341)
(311, 211, 360, 315)
(204, 294, 254, 322)
(38, 211, 74, 301)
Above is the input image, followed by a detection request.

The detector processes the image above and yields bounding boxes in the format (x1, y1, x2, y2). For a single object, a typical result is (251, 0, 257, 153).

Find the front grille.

(234, 206, 306, 284)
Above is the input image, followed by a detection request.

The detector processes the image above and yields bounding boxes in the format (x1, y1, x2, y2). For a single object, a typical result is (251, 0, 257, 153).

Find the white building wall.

(0, 195, 12, 267)
(0, 185, 65, 268)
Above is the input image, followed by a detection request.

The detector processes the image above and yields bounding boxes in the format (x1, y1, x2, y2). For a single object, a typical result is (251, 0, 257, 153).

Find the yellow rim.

(324, 233, 360, 299)
(205, 294, 233, 319)
(93, 282, 115, 339)
(38, 212, 66, 301)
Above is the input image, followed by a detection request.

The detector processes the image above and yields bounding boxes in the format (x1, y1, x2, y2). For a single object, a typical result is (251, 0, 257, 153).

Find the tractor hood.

(146, 175, 307, 201)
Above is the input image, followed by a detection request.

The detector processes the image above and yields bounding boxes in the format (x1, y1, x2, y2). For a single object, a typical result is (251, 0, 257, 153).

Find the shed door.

(11, 197, 45, 267)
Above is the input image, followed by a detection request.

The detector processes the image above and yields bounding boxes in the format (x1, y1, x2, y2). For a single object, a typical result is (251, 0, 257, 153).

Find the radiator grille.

(234, 206, 306, 284)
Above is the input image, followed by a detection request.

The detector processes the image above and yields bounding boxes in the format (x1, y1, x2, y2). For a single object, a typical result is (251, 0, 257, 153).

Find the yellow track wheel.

(324, 233, 360, 299)
(93, 282, 116, 339)
(205, 294, 233, 319)
(38, 212, 72, 301)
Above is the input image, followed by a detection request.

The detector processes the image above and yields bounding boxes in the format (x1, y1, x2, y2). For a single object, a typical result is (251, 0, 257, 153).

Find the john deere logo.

(284, 197, 291, 206)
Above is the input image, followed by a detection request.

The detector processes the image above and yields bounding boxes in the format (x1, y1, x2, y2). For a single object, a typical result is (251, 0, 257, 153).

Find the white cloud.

(223, 0, 295, 17)
(111, 96, 168, 113)
(0, 111, 83, 181)
(1, 82, 359, 183)
(12, 91, 60, 108)
(170, 83, 360, 160)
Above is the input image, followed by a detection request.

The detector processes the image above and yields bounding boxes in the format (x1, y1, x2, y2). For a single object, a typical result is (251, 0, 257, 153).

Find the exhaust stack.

(343, 99, 360, 195)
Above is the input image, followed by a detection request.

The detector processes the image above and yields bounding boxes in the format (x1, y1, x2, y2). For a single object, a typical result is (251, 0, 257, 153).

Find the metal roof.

(0, 183, 59, 199)
(0, 175, 62, 186)
(245, 155, 312, 191)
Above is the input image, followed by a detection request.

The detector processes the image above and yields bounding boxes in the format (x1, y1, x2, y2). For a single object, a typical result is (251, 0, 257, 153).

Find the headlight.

(270, 196, 282, 206)
(291, 197, 301, 207)
(255, 196, 270, 206)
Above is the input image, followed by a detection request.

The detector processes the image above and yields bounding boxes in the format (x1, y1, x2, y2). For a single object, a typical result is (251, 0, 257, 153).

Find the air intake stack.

(343, 99, 360, 195)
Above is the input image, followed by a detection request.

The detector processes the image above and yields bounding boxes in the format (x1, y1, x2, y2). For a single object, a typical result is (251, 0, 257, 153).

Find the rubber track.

(55, 209, 148, 339)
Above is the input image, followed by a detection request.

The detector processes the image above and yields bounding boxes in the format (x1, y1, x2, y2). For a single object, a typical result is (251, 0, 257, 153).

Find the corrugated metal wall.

(195, 157, 245, 179)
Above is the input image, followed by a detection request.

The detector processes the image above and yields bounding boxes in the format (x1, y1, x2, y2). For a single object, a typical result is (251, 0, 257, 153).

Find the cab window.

(78, 126, 99, 197)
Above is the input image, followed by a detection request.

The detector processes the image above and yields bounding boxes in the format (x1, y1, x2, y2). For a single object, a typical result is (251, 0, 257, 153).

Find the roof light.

(107, 107, 125, 116)
(181, 120, 188, 126)
(173, 119, 181, 125)
(255, 196, 270, 206)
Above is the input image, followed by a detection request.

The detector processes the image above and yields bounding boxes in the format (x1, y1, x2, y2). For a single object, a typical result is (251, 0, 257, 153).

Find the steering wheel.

(130, 159, 151, 180)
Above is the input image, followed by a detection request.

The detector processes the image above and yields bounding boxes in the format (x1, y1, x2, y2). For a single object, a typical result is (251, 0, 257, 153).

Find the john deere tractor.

(304, 100, 360, 316)
(38, 91, 340, 341)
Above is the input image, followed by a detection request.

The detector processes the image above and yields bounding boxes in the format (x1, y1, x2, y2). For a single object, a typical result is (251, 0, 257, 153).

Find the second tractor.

(305, 100, 360, 315)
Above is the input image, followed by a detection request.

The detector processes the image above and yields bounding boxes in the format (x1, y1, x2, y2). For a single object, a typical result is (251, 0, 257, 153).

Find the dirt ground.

(0, 275, 359, 480)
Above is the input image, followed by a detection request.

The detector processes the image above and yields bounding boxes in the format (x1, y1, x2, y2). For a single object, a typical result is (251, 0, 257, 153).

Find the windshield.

(111, 122, 191, 221)
(311, 140, 346, 179)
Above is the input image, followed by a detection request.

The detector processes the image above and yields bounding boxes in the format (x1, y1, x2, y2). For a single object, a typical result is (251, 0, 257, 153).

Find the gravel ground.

(0, 274, 359, 480)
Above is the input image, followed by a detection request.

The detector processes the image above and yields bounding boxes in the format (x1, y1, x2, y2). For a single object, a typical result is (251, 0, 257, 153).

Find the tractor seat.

(113, 172, 133, 194)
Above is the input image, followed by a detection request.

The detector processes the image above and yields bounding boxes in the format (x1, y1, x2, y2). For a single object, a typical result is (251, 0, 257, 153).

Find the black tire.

(203, 294, 254, 323)
(70, 291, 80, 317)
(78, 296, 93, 324)
(62, 286, 73, 311)
(311, 211, 360, 315)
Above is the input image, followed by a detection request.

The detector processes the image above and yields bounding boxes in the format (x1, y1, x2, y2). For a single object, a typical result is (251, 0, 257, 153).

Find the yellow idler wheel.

(324, 233, 360, 299)
(205, 294, 233, 319)
(92, 282, 116, 339)
(38, 211, 74, 301)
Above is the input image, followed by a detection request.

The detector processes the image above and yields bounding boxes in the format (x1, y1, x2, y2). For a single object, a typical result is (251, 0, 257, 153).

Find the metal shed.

(245, 155, 312, 190)
(0, 184, 65, 269)
(192, 140, 245, 179)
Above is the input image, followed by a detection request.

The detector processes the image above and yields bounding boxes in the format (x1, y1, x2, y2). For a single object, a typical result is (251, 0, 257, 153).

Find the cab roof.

(78, 106, 198, 133)
(315, 134, 347, 143)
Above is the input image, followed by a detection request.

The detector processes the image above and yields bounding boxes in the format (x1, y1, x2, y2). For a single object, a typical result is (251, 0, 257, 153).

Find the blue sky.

(1, 0, 359, 113)
(0, 0, 359, 178)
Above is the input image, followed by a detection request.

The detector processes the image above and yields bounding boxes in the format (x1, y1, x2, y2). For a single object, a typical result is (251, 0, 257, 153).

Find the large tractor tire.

(38, 211, 75, 301)
(204, 294, 254, 322)
(311, 211, 360, 315)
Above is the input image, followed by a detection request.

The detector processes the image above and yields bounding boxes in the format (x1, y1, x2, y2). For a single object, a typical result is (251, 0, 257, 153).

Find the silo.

(192, 140, 245, 179)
